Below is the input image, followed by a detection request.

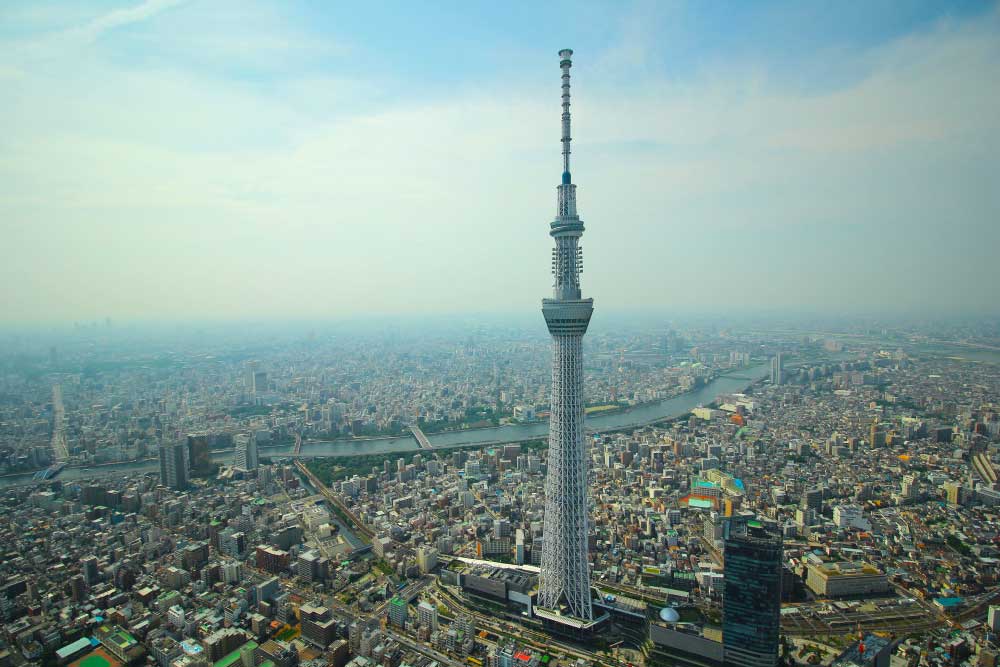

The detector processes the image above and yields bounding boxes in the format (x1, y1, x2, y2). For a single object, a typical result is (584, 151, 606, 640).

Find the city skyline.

(3, 0, 1000, 323)
(4, 298, 999, 667)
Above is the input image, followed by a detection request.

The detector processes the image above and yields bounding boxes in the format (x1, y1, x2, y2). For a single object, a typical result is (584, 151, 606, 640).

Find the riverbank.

(0, 362, 770, 489)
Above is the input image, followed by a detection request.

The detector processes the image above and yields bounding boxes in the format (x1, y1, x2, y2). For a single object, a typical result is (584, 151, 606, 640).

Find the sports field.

(70, 646, 121, 667)
(80, 654, 111, 667)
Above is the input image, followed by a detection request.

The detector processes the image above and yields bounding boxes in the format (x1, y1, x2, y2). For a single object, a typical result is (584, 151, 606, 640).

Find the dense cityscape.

(3, 5, 999, 667)
(3, 314, 1000, 667)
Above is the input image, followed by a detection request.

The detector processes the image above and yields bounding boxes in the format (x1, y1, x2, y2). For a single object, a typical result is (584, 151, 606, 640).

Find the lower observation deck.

(542, 298, 594, 336)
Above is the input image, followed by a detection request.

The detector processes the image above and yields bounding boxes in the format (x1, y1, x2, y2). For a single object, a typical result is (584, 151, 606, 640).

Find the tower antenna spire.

(559, 48, 573, 183)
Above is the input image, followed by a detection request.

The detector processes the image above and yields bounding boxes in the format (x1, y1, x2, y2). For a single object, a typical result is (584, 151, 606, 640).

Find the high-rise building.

(234, 433, 259, 471)
(536, 48, 600, 628)
(872, 431, 887, 448)
(832, 504, 863, 529)
(254, 640, 297, 667)
(203, 629, 249, 662)
(801, 488, 823, 513)
(255, 545, 290, 574)
(158, 442, 188, 490)
(221, 560, 242, 584)
(348, 621, 362, 653)
(417, 600, 438, 631)
(219, 529, 246, 558)
(723, 520, 783, 667)
(943, 481, 963, 506)
(770, 353, 784, 385)
(453, 616, 476, 655)
(245, 360, 258, 390)
(186, 433, 213, 476)
(252, 371, 268, 397)
(255, 576, 280, 604)
(300, 604, 337, 648)
(295, 550, 328, 582)
(70, 575, 86, 602)
(388, 596, 408, 628)
(416, 546, 438, 574)
(81, 555, 100, 584)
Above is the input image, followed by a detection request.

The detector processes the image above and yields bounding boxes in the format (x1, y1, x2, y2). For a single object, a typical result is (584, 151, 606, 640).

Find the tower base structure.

(533, 586, 610, 640)
(534, 606, 610, 640)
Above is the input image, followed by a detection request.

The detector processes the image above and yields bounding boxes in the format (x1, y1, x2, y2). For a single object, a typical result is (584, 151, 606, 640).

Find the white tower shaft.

(538, 48, 595, 623)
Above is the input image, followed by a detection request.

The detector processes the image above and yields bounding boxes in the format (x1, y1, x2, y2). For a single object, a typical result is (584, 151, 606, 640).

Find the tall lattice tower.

(537, 48, 595, 623)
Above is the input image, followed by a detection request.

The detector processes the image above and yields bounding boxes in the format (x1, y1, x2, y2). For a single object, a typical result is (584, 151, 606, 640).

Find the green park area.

(304, 440, 546, 486)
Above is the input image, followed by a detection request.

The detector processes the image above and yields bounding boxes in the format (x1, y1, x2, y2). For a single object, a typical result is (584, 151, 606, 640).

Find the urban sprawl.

(1, 320, 1000, 667)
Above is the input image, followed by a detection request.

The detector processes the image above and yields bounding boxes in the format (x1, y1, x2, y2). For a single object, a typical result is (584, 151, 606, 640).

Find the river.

(0, 363, 770, 489)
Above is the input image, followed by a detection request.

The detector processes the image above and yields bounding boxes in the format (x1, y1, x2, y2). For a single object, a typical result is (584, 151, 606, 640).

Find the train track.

(294, 459, 375, 540)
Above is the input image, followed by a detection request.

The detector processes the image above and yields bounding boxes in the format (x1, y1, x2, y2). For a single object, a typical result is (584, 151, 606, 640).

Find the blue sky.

(1, 1, 998, 322)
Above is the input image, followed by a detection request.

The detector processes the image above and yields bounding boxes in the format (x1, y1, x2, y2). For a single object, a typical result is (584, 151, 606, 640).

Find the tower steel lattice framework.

(537, 48, 595, 623)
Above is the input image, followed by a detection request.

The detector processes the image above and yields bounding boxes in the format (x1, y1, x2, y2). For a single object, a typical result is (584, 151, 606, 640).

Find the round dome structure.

(659, 607, 680, 623)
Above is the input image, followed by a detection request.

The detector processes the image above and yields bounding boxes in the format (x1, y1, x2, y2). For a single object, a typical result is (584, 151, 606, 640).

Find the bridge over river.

(0, 363, 770, 489)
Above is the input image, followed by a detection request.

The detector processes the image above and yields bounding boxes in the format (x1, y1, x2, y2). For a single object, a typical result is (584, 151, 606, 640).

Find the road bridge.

(410, 426, 433, 450)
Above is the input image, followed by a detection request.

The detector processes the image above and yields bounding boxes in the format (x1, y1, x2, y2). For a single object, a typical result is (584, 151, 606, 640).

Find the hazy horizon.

(3, 0, 999, 323)
(3, 307, 998, 338)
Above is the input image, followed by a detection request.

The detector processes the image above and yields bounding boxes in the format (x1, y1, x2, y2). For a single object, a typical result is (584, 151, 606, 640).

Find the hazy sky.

(2, 1, 999, 324)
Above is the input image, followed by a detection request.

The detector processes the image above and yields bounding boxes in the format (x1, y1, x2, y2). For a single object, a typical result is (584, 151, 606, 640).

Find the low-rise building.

(806, 561, 889, 597)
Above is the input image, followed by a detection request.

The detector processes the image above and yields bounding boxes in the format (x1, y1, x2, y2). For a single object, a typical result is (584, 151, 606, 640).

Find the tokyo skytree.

(537, 48, 595, 624)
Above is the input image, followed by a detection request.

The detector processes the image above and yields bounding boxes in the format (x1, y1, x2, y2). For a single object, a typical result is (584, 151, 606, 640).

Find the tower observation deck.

(536, 49, 603, 630)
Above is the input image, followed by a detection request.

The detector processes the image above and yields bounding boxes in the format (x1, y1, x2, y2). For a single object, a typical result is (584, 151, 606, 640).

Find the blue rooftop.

(934, 597, 964, 607)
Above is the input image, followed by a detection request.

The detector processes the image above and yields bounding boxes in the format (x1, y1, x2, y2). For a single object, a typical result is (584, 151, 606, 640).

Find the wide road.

(51, 384, 69, 463)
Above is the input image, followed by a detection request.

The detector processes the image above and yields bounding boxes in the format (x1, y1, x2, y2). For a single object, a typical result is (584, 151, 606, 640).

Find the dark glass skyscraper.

(723, 520, 783, 667)
(158, 442, 189, 491)
(186, 433, 212, 476)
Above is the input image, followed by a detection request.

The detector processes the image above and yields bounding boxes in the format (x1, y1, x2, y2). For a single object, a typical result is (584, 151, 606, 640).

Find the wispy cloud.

(1, 1, 998, 322)
(68, 0, 187, 45)
(9, 0, 188, 62)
